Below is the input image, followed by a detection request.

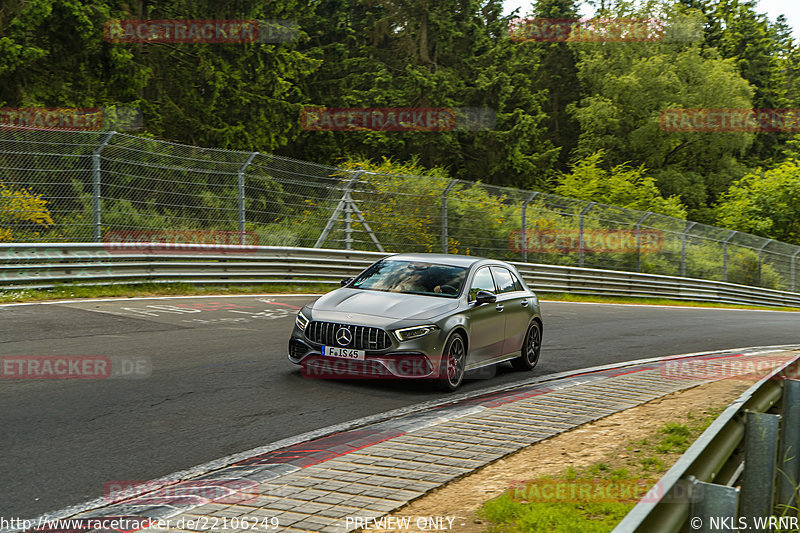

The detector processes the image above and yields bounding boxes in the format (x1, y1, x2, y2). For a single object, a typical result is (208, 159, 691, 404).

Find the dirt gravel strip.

(22, 348, 800, 533)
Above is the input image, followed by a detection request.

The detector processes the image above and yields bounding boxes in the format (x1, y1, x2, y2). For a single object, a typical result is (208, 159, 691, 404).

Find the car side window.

(511, 272, 524, 292)
(490, 267, 519, 294)
(469, 267, 496, 301)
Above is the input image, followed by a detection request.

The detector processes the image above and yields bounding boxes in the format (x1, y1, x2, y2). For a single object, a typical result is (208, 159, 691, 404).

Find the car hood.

(311, 289, 459, 320)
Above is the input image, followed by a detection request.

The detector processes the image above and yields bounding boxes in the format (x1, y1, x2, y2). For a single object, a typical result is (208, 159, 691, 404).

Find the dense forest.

(1, 0, 799, 245)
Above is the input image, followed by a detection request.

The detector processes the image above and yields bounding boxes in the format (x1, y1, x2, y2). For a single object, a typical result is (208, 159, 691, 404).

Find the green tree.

(555, 151, 687, 218)
(716, 159, 800, 245)
(524, 0, 583, 173)
(331, 156, 525, 257)
(283, 0, 558, 189)
(687, 0, 796, 165)
(566, 1, 754, 220)
(120, 0, 318, 151)
(0, 0, 143, 107)
(0, 0, 319, 152)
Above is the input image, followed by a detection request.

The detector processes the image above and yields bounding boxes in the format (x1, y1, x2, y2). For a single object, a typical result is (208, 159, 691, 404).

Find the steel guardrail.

(2, 243, 800, 308)
(613, 353, 800, 532)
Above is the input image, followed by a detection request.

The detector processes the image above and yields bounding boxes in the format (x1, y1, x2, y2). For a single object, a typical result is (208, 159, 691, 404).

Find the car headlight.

(394, 325, 438, 342)
(295, 311, 309, 331)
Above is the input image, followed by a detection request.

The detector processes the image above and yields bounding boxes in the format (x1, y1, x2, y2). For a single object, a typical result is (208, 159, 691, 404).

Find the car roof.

(384, 253, 504, 269)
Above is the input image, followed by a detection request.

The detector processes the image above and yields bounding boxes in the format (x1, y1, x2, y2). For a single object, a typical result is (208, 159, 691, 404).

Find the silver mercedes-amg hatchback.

(288, 253, 543, 391)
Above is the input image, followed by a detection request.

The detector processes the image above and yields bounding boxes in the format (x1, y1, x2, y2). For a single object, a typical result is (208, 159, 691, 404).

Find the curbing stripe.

(8, 345, 800, 532)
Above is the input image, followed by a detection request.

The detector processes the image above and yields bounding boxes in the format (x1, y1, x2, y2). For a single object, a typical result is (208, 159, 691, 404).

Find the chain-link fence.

(2, 127, 799, 292)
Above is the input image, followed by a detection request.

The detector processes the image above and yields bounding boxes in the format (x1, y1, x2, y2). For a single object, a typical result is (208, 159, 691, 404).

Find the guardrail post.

(681, 222, 697, 278)
(521, 192, 539, 263)
(92, 131, 116, 242)
(636, 212, 653, 273)
(739, 411, 780, 521)
(757, 240, 774, 287)
(442, 181, 457, 254)
(792, 250, 800, 293)
(579, 203, 595, 268)
(611, 355, 800, 533)
(689, 477, 739, 533)
(237, 152, 257, 245)
(777, 379, 800, 513)
(723, 231, 738, 282)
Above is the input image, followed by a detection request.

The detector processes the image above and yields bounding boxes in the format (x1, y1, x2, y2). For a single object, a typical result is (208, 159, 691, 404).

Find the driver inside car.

(433, 270, 465, 295)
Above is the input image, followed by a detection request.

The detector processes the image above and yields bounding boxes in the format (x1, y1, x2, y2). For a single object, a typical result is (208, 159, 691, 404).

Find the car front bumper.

(288, 325, 446, 379)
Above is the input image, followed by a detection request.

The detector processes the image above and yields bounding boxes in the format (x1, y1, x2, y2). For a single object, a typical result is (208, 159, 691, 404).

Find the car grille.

(305, 321, 392, 350)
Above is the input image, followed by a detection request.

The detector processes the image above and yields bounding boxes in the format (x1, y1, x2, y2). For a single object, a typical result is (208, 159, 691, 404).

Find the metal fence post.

(442, 181, 456, 254)
(777, 380, 800, 513)
(757, 239, 774, 287)
(793, 249, 800, 293)
(636, 212, 653, 273)
(521, 192, 539, 263)
(91, 131, 116, 242)
(578, 203, 596, 268)
(681, 222, 697, 277)
(723, 230, 738, 282)
(238, 152, 257, 245)
(344, 197, 353, 250)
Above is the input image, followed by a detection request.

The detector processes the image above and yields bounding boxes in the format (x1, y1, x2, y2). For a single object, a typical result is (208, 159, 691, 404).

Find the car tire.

(511, 320, 541, 371)
(437, 333, 466, 392)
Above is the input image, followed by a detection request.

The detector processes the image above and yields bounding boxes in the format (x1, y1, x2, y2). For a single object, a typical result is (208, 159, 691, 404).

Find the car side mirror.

(340, 277, 354, 287)
(475, 290, 497, 305)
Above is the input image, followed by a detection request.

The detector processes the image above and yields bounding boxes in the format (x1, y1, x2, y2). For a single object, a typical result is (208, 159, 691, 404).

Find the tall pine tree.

(526, 0, 582, 173)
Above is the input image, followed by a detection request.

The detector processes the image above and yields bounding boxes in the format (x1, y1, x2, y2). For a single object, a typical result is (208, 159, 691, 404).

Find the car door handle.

(521, 299, 529, 307)
(495, 304, 504, 312)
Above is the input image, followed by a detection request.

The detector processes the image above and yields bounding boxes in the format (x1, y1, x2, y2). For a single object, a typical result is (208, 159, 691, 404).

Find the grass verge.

(0, 282, 334, 303)
(0, 283, 798, 312)
(478, 407, 724, 532)
(538, 291, 800, 312)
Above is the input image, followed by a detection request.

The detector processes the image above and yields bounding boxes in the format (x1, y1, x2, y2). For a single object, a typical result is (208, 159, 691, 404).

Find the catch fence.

(1, 127, 799, 292)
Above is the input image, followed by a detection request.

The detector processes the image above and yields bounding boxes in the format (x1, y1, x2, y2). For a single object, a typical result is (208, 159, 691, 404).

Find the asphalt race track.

(1, 295, 798, 519)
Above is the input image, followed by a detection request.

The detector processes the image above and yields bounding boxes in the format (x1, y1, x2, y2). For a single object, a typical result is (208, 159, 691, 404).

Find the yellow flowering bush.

(0, 181, 55, 242)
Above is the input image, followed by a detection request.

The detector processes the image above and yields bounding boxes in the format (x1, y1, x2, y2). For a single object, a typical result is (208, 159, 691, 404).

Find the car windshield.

(351, 260, 467, 298)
